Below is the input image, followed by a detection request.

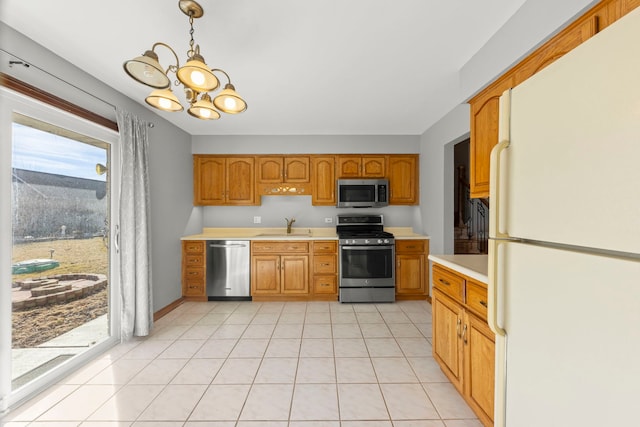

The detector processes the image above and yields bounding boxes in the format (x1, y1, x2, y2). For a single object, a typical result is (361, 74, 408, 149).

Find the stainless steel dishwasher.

(206, 240, 251, 300)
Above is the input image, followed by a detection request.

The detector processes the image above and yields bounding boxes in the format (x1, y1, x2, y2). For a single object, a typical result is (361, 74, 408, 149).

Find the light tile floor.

(1, 300, 482, 427)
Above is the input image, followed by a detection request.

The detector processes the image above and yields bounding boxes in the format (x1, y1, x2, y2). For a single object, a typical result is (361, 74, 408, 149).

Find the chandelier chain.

(187, 14, 196, 58)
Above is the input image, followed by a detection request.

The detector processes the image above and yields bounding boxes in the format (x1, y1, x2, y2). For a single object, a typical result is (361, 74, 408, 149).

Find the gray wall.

(1, 22, 193, 312)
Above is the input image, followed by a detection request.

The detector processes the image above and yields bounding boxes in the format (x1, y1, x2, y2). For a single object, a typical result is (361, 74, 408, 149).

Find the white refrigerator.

(488, 7, 640, 427)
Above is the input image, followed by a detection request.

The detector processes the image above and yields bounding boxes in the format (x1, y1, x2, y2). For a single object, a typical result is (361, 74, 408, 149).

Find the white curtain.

(116, 108, 153, 340)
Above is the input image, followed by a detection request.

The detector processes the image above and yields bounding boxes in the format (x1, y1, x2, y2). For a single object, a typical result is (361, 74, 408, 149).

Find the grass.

(11, 237, 109, 348)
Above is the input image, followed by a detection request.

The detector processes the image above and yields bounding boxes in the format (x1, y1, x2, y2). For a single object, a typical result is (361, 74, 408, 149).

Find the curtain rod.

(1, 48, 154, 128)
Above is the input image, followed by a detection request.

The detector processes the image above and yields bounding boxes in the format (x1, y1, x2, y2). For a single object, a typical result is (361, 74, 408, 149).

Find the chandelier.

(123, 0, 247, 120)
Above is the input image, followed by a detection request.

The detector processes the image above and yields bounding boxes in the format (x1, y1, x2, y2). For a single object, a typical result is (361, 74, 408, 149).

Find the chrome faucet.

(285, 217, 296, 234)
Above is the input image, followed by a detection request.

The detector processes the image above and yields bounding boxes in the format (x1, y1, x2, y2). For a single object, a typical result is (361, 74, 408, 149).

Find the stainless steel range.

(337, 214, 395, 303)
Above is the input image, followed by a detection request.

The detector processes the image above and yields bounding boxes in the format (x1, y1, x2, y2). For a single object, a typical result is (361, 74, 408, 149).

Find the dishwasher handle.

(209, 243, 248, 248)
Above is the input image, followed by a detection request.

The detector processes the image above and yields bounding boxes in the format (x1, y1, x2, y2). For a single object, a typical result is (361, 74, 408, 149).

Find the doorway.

(0, 89, 120, 412)
(453, 138, 488, 254)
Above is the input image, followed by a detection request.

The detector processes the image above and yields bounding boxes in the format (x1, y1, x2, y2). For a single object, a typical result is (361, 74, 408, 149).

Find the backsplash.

(199, 195, 420, 229)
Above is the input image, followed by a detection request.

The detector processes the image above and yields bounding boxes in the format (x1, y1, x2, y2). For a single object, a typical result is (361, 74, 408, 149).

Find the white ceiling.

(0, 0, 527, 136)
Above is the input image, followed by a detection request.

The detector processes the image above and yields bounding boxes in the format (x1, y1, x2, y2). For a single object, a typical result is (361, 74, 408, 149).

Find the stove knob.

(377, 239, 383, 244)
(365, 239, 370, 244)
(384, 239, 389, 244)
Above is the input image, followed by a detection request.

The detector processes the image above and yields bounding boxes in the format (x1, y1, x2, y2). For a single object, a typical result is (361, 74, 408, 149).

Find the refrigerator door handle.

(489, 89, 512, 427)
(487, 238, 506, 337)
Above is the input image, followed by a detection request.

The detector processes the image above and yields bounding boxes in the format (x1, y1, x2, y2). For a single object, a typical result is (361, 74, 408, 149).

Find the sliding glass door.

(0, 88, 120, 412)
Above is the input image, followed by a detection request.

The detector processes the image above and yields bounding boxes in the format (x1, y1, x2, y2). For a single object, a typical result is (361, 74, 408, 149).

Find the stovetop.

(336, 213, 394, 245)
(337, 231, 394, 239)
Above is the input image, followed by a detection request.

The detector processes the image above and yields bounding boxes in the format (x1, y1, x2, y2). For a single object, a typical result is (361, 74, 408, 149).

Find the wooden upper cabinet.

(226, 157, 257, 204)
(256, 156, 310, 196)
(193, 155, 257, 205)
(257, 157, 284, 183)
(468, 0, 640, 199)
(387, 155, 418, 205)
(311, 156, 336, 206)
(512, 14, 598, 85)
(257, 156, 310, 184)
(194, 156, 225, 205)
(469, 75, 514, 199)
(337, 155, 386, 178)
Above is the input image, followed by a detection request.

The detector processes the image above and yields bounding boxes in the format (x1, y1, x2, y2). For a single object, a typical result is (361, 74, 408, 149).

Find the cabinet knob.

(438, 278, 450, 286)
(479, 300, 488, 308)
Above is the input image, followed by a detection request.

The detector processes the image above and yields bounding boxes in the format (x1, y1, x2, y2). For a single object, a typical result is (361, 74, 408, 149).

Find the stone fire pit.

(12, 274, 108, 311)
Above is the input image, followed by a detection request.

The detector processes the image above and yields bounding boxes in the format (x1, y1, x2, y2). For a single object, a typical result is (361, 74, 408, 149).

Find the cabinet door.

(281, 255, 309, 294)
(251, 255, 280, 294)
(361, 156, 386, 177)
(388, 155, 418, 205)
(432, 289, 464, 392)
(395, 253, 425, 294)
(337, 156, 361, 178)
(257, 156, 283, 183)
(284, 156, 310, 183)
(464, 311, 495, 426)
(469, 75, 514, 199)
(311, 156, 336, 205)
(226, 157, 257, 205)
(194, 156, 225, 205)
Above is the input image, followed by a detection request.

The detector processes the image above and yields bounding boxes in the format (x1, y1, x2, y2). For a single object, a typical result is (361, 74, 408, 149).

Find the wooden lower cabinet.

(181, 240, 207, 301)
(464, 310, 495, 424)
(251, 241, 310, 300)
(432, 263, 494, 427)
(432, 288, 464, 390)
(311, 240, 338, 300)
(395, 239, 429, 300)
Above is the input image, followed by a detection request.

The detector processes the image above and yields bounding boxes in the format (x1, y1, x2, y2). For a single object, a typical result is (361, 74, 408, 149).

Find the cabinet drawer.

(184, 241, 205, 253)
(185, 254, 204, 266)
(466, 280, 488, 320)
(396, 240, 426, 253)
(313, 241, 337, 253)
(183, 280, 205, 296)
(432, 265, 464, 303)
(313, 276, 337, 294)
(252, 241, 309, 253)
(313, 255, 336, 274)
(184, 268, 204, 281)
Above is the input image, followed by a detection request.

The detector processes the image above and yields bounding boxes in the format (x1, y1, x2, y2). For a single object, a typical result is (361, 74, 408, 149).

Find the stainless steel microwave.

(336, 179, 389, 208)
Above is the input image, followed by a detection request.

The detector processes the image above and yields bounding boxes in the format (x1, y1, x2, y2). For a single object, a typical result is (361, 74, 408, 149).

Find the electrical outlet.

(253, 216, 261, 224)
(324, 217, 333, 223)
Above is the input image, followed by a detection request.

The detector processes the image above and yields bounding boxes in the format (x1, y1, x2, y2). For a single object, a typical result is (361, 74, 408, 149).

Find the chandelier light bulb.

(224, 97, 237, 110)
(190, 70, 206, 86)
(158, 97, 174, 110)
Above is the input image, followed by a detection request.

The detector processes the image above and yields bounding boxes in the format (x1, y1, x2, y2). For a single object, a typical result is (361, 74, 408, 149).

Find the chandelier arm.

(210, 68, 231, 84)
(151, 42, 181, 75)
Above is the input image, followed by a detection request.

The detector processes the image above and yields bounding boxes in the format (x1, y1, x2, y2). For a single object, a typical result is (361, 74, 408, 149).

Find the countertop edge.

(428, 254, 488, 284)
(181, 227, 430, 241)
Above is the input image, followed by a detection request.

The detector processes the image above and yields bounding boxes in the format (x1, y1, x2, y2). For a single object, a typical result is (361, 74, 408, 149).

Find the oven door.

(339, 245, 395, 287)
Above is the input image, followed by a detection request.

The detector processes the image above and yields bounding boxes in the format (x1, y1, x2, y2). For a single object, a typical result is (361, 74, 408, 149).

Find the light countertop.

(428, 254, 488, 284)
(182, 227, 429, 241)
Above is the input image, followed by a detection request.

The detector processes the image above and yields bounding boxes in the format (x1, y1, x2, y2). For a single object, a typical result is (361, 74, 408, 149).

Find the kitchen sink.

(257, 230, 312, 237)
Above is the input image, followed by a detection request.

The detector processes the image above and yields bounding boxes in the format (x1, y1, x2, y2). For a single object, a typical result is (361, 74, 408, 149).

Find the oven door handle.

(341, 245, 394, 250)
